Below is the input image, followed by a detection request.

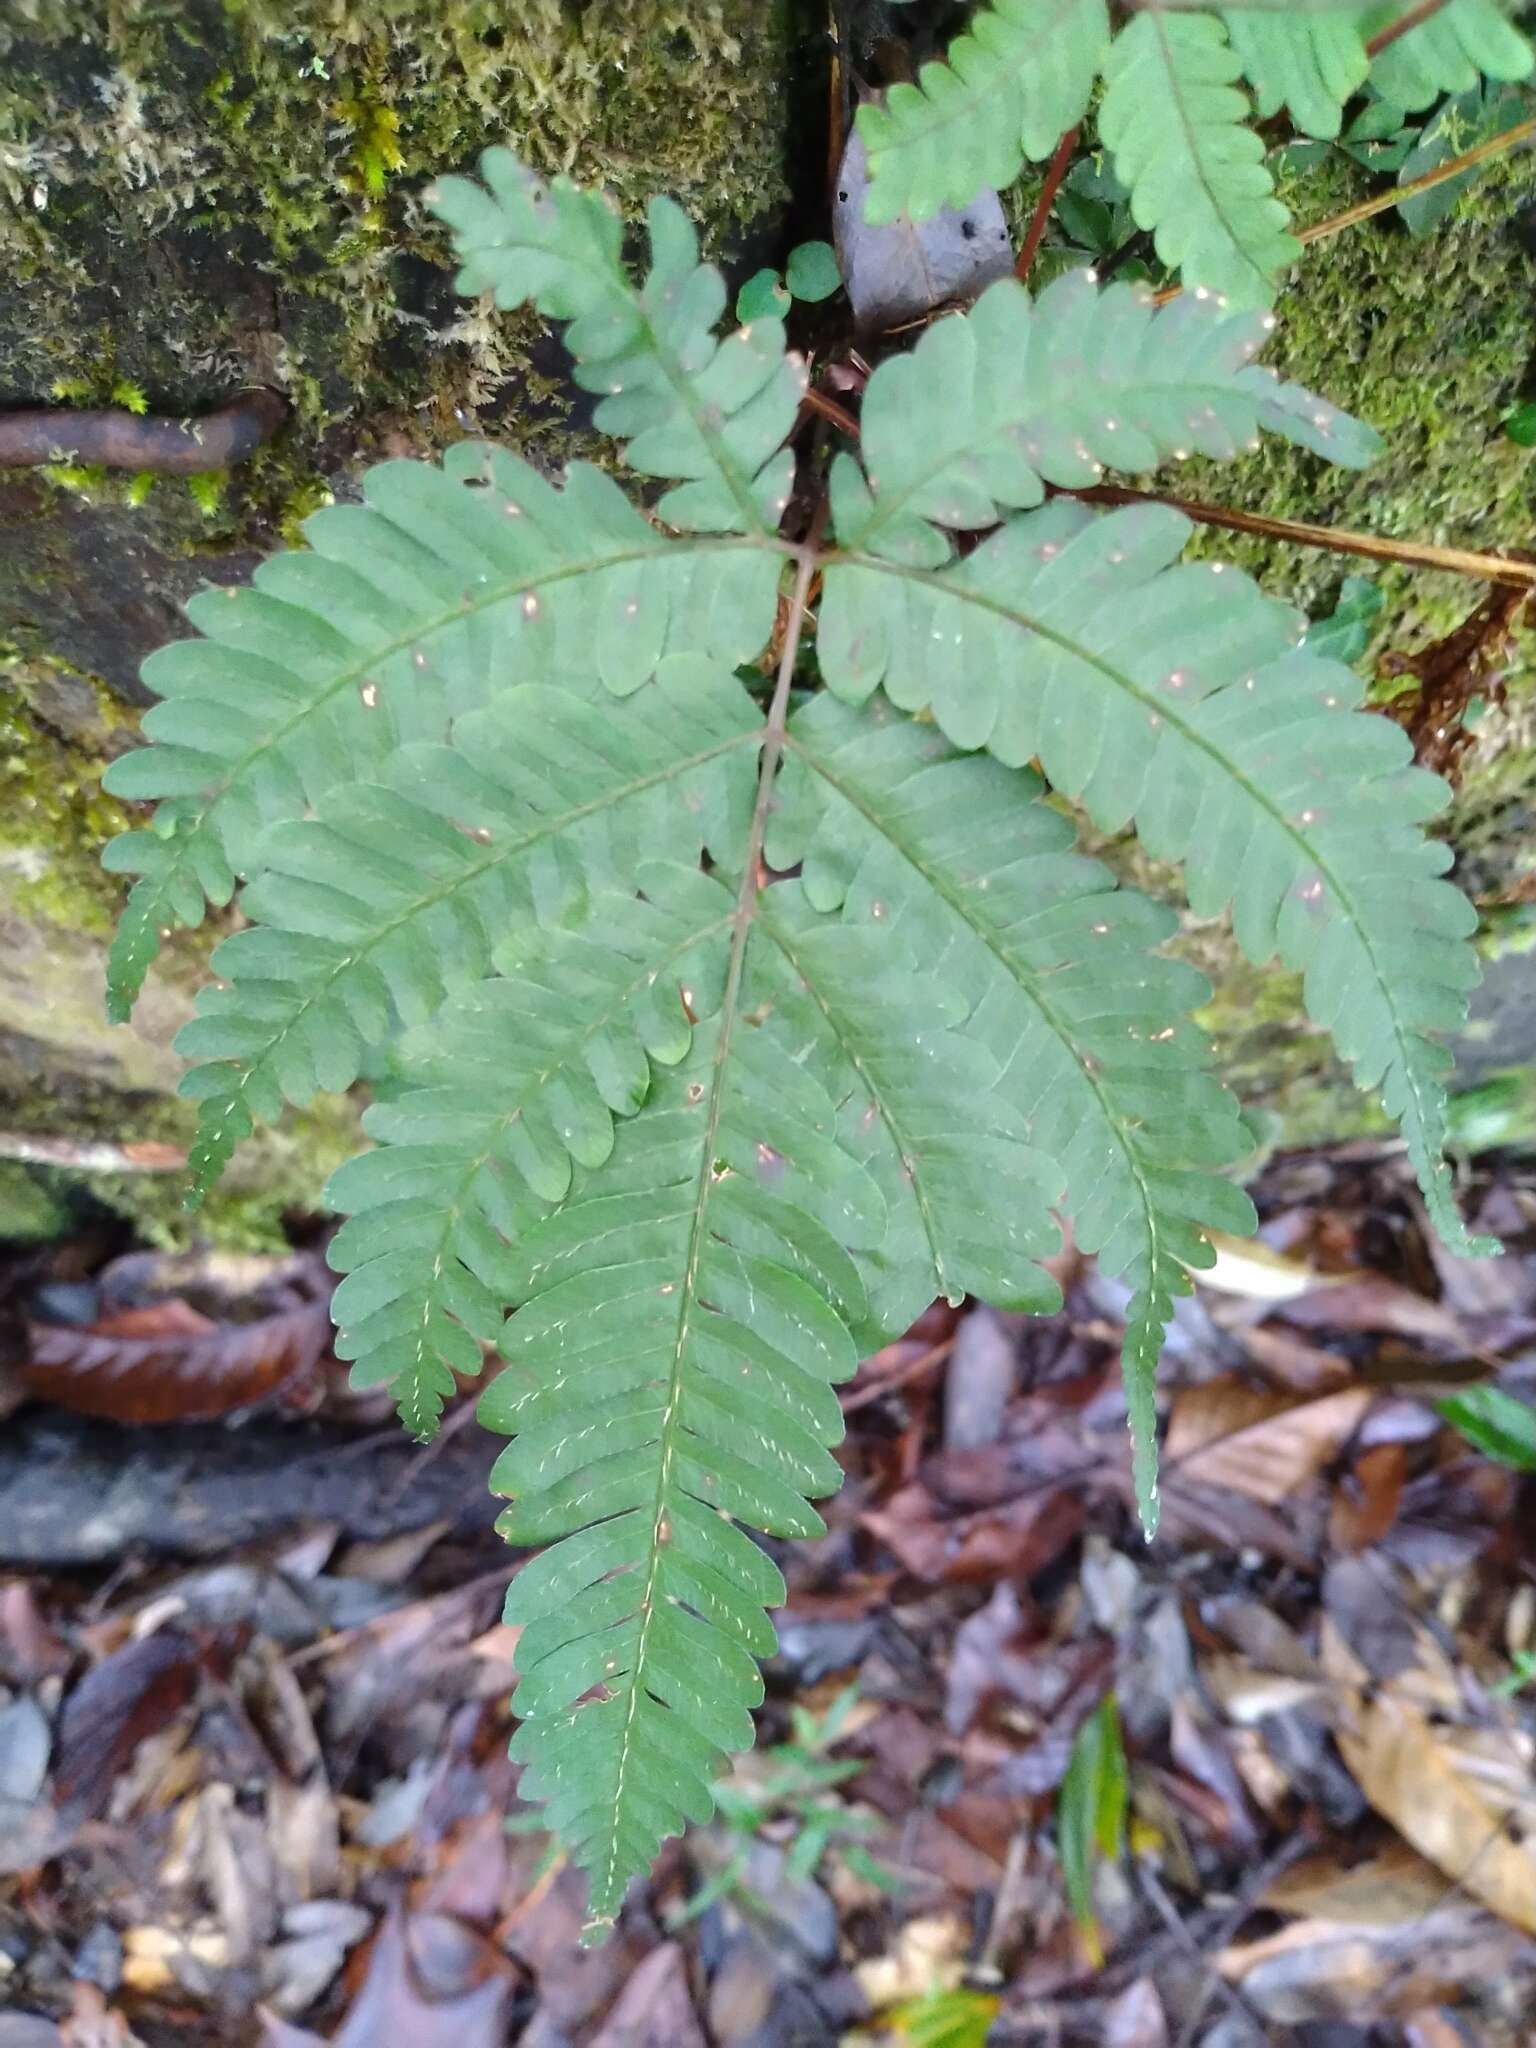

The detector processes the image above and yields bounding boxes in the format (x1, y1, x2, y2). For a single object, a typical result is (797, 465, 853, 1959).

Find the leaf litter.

(1, 1142, 1536, 2039)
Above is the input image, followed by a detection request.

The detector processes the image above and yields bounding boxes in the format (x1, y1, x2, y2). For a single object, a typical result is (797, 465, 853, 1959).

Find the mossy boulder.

(0, 0, 800, 1242)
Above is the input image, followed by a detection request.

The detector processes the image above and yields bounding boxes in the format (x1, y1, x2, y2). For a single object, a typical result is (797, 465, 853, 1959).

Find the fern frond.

(480, 890, 1059, 1932)
(820, 498, 1495, 1261)
(854, 0, 1110, 224)
(829, 272, 1381, 566)
(1365, 0, 1533, 110)
(1221, 9, 1370, 140)
(431, 149, 807, 534)
(101, 445, 780, 1021)
(326, 864, 738, 1435)
(773, 694, 1255, 1530)
(1101, 12, 1301, 307)
(175, 665, 763, 1203)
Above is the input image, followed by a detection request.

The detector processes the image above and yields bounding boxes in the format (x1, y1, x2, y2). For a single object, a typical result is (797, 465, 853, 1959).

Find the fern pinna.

(102, 147, 1493, 1933)
(859, 0, 1532, 303)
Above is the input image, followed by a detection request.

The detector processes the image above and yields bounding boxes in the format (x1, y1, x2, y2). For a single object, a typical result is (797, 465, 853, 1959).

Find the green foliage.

(103, 145, 1493, 1936)
(1438, 1385, 1536, 1469)
(667, 1681, 888, 1924)
(1057, 1693, 1129, 1965)
(1100, 12, 1301, 308)
(889, 1987, 1002, 2048)
(856, 0, 1533, 302)
(785, 239, 842, 304)
(855, 0, 1110, 223)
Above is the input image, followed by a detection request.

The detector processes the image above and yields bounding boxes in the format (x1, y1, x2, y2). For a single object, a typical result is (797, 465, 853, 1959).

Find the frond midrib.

(592, 543, 818, 1920)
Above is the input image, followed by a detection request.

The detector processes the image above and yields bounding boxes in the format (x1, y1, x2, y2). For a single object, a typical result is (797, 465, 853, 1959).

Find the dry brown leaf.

(1164, 1379, 1371, 1502)
(1219, 1905, 1528, 2023)
(1336, 1689, 1536, 1933)
(1197, 1234, 1335, 1301)
(1279, 1275, 1469, 1347)
(1262, 1839, 1450, 1926)
(22, 1299, 331, 1423)
(588, 1943, 706, 2048)
(1329, 1440, 1407, 1552)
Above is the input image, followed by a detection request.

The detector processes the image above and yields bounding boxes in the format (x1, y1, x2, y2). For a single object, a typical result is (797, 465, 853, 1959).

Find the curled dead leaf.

(21, 1299, 331, 1423)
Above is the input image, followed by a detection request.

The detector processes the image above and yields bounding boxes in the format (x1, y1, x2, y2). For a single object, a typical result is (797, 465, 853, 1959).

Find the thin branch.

(1015, 123, 1081, 282)
(1299, 114, 1536, 248)
(802, 383, 862, 439)
(1364, 0, 1453, 59)
(1074, 483, 1536, 590)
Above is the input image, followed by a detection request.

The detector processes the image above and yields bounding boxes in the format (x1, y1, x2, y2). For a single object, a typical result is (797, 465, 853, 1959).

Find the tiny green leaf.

(1438, 1385, 1536, 1470)
(1057, 1694, 1128, 1962)
(785, 239, 842, 303)
(736, 266, 791, 324)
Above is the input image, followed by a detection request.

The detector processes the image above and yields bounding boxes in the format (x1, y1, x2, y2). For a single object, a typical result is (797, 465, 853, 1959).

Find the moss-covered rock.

(0, 0, 802, 1242)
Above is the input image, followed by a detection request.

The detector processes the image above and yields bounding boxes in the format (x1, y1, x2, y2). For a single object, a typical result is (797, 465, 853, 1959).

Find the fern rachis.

(103, 141, 1497, 1933)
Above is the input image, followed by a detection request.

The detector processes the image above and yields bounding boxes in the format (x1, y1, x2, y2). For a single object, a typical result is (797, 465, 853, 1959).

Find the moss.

(0, 652, 134, 934)
(1179, 148, 1536, 652)
(0, 0, 799, 518)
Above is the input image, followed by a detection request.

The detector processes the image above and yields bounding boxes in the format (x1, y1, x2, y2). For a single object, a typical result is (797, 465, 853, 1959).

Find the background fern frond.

(1221, 10, 1371, 142)
(100, 445, 780, 1021)
(1101, 12, 1301, 307)
(830, 271, 1381, 566)
(1365, 0, 1533, 109)
(774, 694, 1255, 1530)
(855, 0, 1110, 224)
(820, 499, 1494, 1261)
(431, 149, 807, 534)
(175, 665, 763, 1203)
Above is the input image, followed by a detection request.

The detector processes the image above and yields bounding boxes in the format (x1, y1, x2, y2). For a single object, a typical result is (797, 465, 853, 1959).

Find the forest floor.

(0, 1137, 1534, 2048)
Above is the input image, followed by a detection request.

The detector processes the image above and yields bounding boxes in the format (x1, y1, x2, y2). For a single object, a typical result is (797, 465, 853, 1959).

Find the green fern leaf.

(1221, 9, 1370, 140)
(855, 0, 1110, 224)
(774, 694, 1255, 1531)
(829, 271, 1380, 567)
(326, 863, 738, 1434)
(176, 660, 764, 1205)
(1101, 12, 1301, 307)
(431, 149, 807, 534)
(1365, 0, 1533, 110)
(481, 893, 1059, 1933)
(820, 497, 1495, 1263)
(100, 444, 779, 1022)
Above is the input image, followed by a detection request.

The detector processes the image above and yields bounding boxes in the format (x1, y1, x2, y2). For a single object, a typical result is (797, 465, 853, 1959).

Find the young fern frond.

(103, 142, 1495, 1932)
(855, 0, 1110, 224)
(431, 149, 806, 534)
(1100, 13, 1300, 308)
